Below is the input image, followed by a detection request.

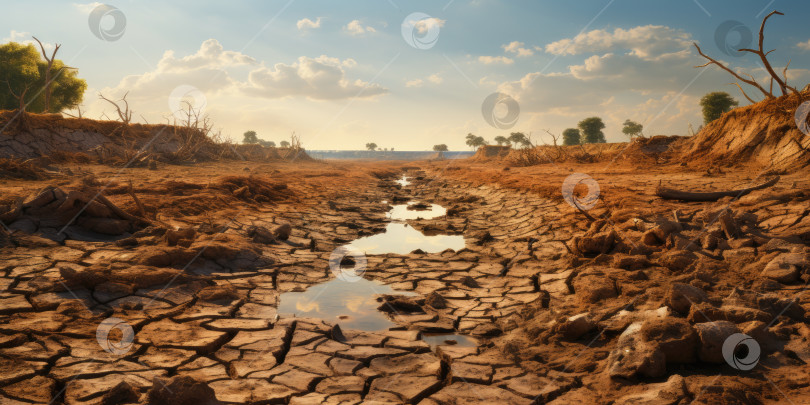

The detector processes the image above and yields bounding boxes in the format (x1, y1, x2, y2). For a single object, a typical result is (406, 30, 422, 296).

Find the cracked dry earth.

(1, 160, 810, 404)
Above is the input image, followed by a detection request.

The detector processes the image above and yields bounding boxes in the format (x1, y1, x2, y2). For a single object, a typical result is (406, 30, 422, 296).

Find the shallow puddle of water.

(277, 278, 415, 331)
(388, 203, 446, 221)
(347, 222, 464, 255)
(395, 175, 411, 187)
(422, 333, 478, 349)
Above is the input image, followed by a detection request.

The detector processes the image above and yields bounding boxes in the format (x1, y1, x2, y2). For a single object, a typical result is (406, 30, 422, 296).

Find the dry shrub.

(213, 175, 289, 203)
(0, 158, 47, 180)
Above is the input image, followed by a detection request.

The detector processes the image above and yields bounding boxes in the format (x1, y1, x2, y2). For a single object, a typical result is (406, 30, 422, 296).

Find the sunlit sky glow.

(4, 0, 810, 150)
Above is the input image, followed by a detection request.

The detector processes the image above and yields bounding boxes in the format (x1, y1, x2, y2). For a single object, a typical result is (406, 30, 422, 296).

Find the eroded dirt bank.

(0, 159, 809, 404)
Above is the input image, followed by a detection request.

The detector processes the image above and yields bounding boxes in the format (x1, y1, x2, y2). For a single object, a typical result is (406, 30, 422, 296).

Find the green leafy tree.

(578, 117, 606, 144)
(365, 142, 377, 151)
(508, 132, 532, 148)
(494, 135, 509, 146)
(258, 140, 275, 147)
(433, 144, 448, 152)
(699, 92, 738, 124)
(622, 119, 643, 139)
(242, 130, 259, 144)
(562, 128, 580, 145)
(0, 41, 86, 113)
(280, 140, 290, 148)
(465, 133, 487, 149)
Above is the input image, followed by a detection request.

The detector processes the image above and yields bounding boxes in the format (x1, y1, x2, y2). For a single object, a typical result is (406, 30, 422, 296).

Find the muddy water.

(277, 175, 475, 347)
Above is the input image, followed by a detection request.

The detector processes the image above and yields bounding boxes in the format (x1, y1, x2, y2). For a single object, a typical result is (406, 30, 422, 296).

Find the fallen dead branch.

(656, 176, 780, 201)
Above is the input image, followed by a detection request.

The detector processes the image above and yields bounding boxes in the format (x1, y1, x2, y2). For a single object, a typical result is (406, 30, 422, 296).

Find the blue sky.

(3, 0, 810, 150)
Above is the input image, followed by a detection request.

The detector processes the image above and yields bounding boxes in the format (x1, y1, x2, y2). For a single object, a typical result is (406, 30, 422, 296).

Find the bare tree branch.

(693, 42, 771, 99)
(32, 36, 61, 113)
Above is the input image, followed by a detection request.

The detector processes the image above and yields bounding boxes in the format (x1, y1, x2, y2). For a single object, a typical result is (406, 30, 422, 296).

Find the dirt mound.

(0, 111, 311, 163)
(683, 91, 810, 171)
(472, 145, 511, 160)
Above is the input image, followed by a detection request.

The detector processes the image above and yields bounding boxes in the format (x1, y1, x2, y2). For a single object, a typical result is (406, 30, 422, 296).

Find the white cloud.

(344, 20, 376, 36)
(245, 55, 387, 100)
(544, 25, 692, 60)
(157, 39, 257, 72)
(82, 39, 388, 123)
(405, 79, 423, 88)
(297, 17, 321, 31)
(503, 41, 534, 57)
(495, 25, 754, 141)
(408, 17, 446, 35)
(72, 2, 103, 14)
(1, 30, 55, 51)
(428, 74, 443, 84)
(798, 39, 810, 51)
(478, 55, 514, 65)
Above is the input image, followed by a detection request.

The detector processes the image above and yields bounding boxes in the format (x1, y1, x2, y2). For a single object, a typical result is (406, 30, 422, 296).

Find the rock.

(694, 321, 739, 363)
(460, 276, 480, 288)
(273, 223, 292, 240)
(572, 268, 617, 303)
(146, 376, 221, 405)
(422, 382, 532, 405)
(640, 317, 698, 363)
(424, 292, 447, 309)
(665, 282, 707, 314)
(377, 295, 424, 313)
(165, 228, 196, 247)
(101, 381, 140, 405)
(613, 254, 651, 270)
(246, 225, 276, 244)
(555, 313, 596, 341)
(614, 374, 689, 405)
(607, 322, 666, 379)
(330, 324, 346, 342)
(571, 230, 616, 256)
(760, 253, 806, 284)
(658, 250, 698, 272)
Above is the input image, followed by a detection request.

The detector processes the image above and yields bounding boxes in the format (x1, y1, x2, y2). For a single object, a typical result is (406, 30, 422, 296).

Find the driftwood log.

(656, 176, 779, 202)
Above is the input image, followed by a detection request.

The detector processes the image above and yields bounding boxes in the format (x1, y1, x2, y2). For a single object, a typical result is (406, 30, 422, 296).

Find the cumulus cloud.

(479, 55, 514, 65)
(428, 74, 443, 84)
(405, 79, 423, 88)
(244, 55, 387, 100)
(503, 41, 534, 57)
(297, 17, 321, 31)
(798, 39, 810, 51)
(82, 39, 388, 122)
(544, 25, 692, 60)
(407, 16, 445, 35)
(157, 39, 257, 72)
(493, 25, 755, 140)
(344, 20, 376, 36)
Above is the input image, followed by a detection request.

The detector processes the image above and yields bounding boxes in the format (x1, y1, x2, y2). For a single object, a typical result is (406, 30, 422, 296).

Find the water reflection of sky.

(388, 203, 446, 221)
(347, 223, 464, 255)
(278, 278, 415, 331)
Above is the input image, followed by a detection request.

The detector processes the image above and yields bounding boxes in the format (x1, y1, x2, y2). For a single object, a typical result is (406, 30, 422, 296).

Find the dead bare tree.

(694, 11, 799, 103)
(99, 92, 133, 125)
(32, 36, 62, 113)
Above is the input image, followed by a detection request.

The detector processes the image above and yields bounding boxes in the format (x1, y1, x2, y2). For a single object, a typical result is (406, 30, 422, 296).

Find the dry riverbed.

(0, 159, 809, 404)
